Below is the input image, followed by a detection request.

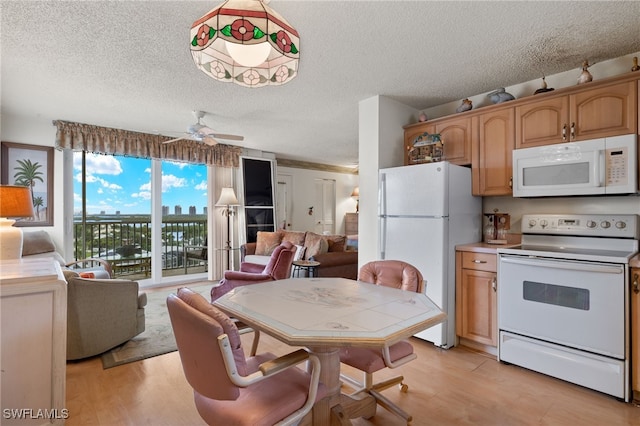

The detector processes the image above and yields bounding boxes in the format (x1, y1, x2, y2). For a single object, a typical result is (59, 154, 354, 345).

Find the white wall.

(276, 165, 358, 234)
(0, 113, 65, 253)
(358, 95, 419, 266)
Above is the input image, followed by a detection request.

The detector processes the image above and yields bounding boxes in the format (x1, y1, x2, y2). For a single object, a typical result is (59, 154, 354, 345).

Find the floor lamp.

(216, 187, 240, 270)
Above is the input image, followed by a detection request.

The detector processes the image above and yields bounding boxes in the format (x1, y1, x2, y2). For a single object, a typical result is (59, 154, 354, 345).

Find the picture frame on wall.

(1, 141, 54, 226)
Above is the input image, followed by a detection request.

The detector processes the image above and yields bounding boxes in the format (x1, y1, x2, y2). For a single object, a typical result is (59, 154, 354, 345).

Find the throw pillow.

(293, 244, 306, 261)
(281, 230, 306, 246)
(255, 231, 283, 256)
(22, 230, 57, 256)
(325, 235, 346, 252)
(303, 232, 329, 260)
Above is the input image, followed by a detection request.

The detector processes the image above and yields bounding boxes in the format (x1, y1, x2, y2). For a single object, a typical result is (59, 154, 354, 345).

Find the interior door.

(314, 178, 335, 234)
(276, 174, 293, 230)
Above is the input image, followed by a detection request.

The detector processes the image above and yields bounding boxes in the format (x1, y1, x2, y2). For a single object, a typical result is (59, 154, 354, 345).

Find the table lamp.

(0, 185, 35, 260)
(351, 186, 359, 213)
(216, 187, 240, 270)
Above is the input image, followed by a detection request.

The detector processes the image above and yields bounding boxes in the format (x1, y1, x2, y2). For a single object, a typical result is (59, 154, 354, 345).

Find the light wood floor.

(66, 331, 640, 426)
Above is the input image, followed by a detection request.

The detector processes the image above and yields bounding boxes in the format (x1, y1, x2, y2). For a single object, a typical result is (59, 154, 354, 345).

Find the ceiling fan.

(163, 110, 244, 145)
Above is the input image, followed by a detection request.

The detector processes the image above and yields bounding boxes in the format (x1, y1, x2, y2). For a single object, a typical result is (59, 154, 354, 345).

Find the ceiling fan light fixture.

(191, 0, 300, 88)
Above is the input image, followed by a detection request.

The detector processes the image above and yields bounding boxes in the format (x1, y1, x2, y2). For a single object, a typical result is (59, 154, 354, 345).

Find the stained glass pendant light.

(190, 0, 299, 88)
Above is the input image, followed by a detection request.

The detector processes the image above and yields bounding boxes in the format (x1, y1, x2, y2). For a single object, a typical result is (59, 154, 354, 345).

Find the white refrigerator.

(379, 162, 482, 348)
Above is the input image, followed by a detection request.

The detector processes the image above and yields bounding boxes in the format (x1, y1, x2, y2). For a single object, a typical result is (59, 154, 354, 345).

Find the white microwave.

(513, 134, 637, 197)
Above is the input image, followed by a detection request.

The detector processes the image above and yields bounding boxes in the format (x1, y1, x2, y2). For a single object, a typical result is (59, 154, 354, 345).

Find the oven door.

(498, 254, 625, 358)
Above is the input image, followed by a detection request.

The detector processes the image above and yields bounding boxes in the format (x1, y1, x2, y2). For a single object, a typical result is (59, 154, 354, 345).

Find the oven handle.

(499, 256, 623, 274)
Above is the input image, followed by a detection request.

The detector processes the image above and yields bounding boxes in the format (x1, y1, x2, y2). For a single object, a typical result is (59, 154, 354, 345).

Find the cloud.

(162, 174, 187, 192)
(194, 180, 207, 191)
(74, 153, 123, 175)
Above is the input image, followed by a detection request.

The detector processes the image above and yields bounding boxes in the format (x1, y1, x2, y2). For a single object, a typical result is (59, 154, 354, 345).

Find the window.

(241, 157, 276, 243)
(73, 152, 208, 280)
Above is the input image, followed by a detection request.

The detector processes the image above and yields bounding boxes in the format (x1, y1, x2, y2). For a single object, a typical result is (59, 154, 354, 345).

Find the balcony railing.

(74, 214, 207, 279)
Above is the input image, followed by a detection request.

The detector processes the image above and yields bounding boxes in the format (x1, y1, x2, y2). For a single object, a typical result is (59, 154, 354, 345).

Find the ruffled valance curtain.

(53, 120, 241, 168)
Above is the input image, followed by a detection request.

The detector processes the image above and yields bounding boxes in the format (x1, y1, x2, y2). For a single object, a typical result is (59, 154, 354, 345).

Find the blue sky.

(73, 153, 208, 215)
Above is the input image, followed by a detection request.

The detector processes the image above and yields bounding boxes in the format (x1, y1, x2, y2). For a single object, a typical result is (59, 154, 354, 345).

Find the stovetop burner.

(498, 214, 639, 264)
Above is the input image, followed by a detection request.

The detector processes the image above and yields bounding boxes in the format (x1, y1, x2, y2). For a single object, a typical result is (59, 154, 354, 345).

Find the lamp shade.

(0, 185, 34, 260)
(190, 0, 300, 88)
(216, 187, 240, 206)
(351, 187, 359, 198)
(0, 185, 34, 218)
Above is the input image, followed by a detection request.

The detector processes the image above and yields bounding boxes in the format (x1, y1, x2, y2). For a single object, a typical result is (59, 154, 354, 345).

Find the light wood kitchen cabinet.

(455, 250, 498, 354)
(632, 267, 639, 403)
(435, 116, 472, 165)
(515, 80, 637, 148)
(345, 212, 358, 235)
(472, 107, 515, 196)
(403, 116, 471, 166)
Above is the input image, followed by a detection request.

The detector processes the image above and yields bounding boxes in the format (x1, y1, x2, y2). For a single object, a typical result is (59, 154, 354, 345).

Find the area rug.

(101, 282, 214, 369)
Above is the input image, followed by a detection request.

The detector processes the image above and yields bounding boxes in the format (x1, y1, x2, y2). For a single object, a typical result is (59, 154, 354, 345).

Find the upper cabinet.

(472, 107, 515, 196)
(436, 116, 472, 165)
(516, 80, 637, 149)
(404, 116, 471, 166)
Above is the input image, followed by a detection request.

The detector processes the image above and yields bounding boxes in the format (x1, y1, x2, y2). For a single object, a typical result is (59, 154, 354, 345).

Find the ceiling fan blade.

(163, 136, 188, 144)
(203, 136, 219, 146)
(211, 133, 244, 141)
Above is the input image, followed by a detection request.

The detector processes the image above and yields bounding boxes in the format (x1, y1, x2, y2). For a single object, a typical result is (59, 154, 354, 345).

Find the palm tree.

(32, 196, 44, 220)
(13, 158, 44, 208)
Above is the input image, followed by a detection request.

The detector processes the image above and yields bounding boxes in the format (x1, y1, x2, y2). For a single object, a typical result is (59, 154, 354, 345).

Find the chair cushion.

(194, 363, 327, 426)
(339, 340, 414, 373)
(255, 231, 283, 256)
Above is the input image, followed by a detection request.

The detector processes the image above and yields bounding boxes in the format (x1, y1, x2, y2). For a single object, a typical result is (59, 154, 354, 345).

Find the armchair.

(65, 269, 146, 360)
(339, 260, 424, 423)
(210, 241, 296, 302)
(167, 287, 327, 426)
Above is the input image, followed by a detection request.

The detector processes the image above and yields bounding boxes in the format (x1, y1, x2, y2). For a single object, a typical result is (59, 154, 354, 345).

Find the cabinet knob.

(570, 122, 576, 139)
(492, 277, 497, 292)
(562, 124, 567, 141)
(634, 273, 639, 294)
(473, 259, 487, 264)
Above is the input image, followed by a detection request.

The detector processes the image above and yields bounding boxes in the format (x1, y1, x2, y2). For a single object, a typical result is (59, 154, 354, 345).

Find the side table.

(292, 260, 321, 278)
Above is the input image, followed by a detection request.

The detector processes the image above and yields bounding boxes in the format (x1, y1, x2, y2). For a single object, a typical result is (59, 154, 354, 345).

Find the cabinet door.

(472, 108, 515, 196)
(404, 122, 436, 165)
(515, 95, 569, 148)
(632, 268, 639, 401)
(458, 268, 497, 346)
(570, 80, 637, 141)
(436, 116, 472, 165)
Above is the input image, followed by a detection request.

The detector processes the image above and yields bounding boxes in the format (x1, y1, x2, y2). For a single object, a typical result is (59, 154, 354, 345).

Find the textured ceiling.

(2, 1, 640, 166)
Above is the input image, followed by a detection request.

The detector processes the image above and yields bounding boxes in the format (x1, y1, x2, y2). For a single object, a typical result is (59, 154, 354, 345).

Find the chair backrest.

(167, 287, 248, 401)
(358, 260, 424, 293)
(262, 241, 296, 280)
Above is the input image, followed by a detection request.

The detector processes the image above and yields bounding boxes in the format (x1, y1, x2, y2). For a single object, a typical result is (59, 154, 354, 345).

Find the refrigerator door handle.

(379, 173, 387, 259)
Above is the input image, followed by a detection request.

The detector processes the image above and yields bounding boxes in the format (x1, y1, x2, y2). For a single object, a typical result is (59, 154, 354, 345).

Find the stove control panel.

(521, 214, 639, 238)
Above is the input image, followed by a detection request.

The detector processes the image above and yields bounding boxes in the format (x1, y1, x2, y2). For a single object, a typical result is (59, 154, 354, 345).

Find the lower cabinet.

(455, 250, 498, 354)
(632, 267, 639, 402)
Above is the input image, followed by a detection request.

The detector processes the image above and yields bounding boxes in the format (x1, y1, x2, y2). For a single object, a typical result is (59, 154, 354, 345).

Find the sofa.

(21, 230, 147, 360)
(241, 230, 358, 280)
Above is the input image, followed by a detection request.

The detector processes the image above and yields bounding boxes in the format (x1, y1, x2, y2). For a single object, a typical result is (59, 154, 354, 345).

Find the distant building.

(174, 205, 182, 215)
(162, 205, 169, 216)
(115, 211, 120, 215)
(203, 206, 207, 215)
(189, 206, 196, 215)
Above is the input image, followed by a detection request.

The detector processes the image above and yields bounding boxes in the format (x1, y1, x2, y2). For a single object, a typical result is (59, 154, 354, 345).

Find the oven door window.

(523, 281, 589, 310)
